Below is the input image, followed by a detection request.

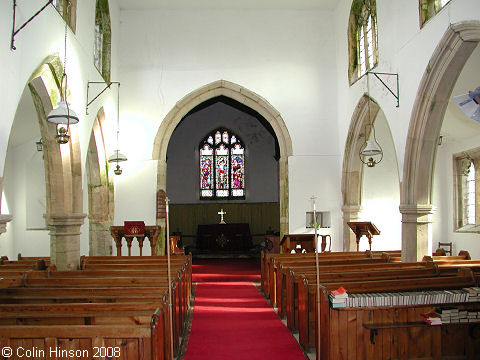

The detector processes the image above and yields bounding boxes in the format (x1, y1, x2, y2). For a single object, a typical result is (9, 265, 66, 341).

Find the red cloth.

(185, 260, 306, 360)
(124, 221, 145, 236)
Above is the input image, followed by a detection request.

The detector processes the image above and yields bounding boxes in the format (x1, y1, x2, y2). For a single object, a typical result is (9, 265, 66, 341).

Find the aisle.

(184, 259, 307, 360)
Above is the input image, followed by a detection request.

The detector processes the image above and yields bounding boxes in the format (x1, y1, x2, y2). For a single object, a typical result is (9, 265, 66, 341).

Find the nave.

(183, 259, 307, 360)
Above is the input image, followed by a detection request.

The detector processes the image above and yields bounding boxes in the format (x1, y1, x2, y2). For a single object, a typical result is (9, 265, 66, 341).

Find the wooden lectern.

(280, 234, 316, 254)
(347, 221, 380, 251)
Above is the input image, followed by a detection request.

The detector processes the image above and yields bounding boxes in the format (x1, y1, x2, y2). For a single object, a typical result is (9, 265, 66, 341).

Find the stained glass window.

(199, 128, 245, 200)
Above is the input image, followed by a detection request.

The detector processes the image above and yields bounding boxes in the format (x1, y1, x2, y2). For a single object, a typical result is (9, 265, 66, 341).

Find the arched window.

(466, 161, 476, 225)
(199, 128, 245, 200)
(454, 152, 479, 231)
(52, 0, 77, 32)
(419, 0, 451, 28)
(94, 0, 111, 82)
(348, 0, 377, 85)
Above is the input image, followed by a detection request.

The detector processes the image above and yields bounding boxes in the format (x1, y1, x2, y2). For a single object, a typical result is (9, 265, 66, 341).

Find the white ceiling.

(117, 0, 339, 10)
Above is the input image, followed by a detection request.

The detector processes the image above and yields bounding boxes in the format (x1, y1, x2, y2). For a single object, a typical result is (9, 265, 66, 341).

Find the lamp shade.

(108, 149, 127, 163)
(361, 139, 382, 157)
(47, 101, 79, 125)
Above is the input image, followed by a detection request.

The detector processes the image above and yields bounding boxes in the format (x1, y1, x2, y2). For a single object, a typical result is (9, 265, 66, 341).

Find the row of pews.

(261, 249, 480, 360)
(0, 254, 192, 360)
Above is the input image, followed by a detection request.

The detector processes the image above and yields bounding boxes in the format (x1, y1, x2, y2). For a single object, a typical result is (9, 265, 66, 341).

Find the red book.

(330, 286, 348, 298)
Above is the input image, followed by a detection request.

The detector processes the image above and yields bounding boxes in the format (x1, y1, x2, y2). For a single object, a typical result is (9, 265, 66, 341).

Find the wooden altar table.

(196, 223, 253, 253)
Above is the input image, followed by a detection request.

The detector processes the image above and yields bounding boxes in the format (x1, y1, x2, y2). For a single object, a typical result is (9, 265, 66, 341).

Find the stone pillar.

(342, 205, 362, 251)
(46, 213, 86, 270)
(89, 221, 112, 256)
(0, 215, 13, 237)
(279, 156, 289, 240)
(399, 204, 435, 262)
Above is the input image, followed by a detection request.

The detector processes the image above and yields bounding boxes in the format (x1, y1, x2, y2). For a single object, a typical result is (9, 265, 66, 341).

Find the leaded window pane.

(199, 128, 246, 200)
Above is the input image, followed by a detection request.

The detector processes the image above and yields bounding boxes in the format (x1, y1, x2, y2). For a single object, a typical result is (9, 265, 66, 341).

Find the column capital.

(45, 213, 87, 227)
(399, 204, 436, 215)
(342, 205, 363, 215)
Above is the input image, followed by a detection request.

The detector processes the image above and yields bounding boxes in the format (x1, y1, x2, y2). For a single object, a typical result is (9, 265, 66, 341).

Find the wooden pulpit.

(280, 234, 316, 254)
(110, 222, 161, 256)
(347, 221, 380, 251)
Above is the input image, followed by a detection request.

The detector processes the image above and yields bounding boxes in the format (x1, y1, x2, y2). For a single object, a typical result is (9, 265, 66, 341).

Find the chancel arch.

(152, 80, 292, 254)
(86, 108, 114, 256)
(402, 21, 480, 262)
(342, 94, 400, 252)
(24, 54, 85, 269)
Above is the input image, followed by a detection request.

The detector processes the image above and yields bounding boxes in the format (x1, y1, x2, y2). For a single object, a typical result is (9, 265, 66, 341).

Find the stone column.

(399, 204, 435, 262)
(0, 215, 13, 237)
(279, 156, 289, 240)
(342, 205, 362, 251)
(89, 221, 112, 256)
(46, 213, 86, 270)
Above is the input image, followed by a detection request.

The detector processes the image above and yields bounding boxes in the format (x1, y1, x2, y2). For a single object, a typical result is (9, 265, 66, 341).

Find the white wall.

(0, 0, 121, 259)
(3, 140, 50, 257)
(334, 0, 480, 182)
(358, 111, 401, 251)
(0, 0, 479, 258)
(115, 8, 340, 230)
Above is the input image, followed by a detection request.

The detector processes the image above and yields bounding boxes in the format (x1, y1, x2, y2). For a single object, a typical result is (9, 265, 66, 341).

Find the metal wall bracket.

(11, 0, 54, 50)
(368, 72, 400, 108)
(86, 81, 120, 115)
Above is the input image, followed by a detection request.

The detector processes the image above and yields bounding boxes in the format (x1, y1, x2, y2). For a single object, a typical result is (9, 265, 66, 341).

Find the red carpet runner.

(185, 259, 307, 360)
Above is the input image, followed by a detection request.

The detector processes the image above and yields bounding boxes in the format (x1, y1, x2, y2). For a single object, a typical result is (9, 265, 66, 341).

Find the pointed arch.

(27, 54, 85, 269)
(341, 94, 380, 250)
(86, 107, 114, 256)
(153, 80, 293, 245)
(401, 21, 480, 261)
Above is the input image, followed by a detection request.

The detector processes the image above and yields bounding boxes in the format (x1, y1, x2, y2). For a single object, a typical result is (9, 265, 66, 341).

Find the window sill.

(455, 224, 480, 234)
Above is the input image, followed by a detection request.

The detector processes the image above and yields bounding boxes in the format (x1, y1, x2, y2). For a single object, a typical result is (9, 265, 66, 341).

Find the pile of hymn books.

(329, 287, 480, 308)
(421, 312, 442, 325)
(464, 287, 480, 302)
(328, 286, 348, 308)
(435, 308, 480, 324)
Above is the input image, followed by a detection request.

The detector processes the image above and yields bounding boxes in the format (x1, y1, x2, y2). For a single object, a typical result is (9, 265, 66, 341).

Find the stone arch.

(86, 107, 114, 256)
(401, 21, 480, 261)
(27, 54, 85, 269)
(341, 94, 380, 251)
(152, 80, 293, 251)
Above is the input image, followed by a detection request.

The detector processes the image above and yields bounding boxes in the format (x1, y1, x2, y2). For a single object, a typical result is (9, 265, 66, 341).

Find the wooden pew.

(0, 314, 165, 360)
(0, 304, 171, 360)
(270, 253, 390, 308)
(315, 271, 479, 360)
(2, 274, 186, 354)
(294, 263, 444, 351)
(0, 255, 192, 360)
(285, 261, 438, 333)
(261, 250, 399, 301)
(423, 250, 471, 262)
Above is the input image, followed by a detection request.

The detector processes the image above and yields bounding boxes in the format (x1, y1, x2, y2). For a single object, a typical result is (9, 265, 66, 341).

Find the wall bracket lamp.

(368, 71, 400, 108)
(11, 0, 54, 50)
(86, 81, 120, 115)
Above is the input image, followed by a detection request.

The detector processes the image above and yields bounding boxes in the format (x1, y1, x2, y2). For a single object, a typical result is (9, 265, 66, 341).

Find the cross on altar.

(218, 208, 227, 224)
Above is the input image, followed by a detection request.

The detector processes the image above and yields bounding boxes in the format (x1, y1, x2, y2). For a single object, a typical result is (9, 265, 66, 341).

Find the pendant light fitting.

(45, 0, 78, 144)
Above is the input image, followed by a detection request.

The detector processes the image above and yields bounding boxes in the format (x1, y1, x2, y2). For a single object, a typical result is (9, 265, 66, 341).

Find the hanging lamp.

(107, 84, 127, 175)
(46, 0, 78, 144)
(359, 73, 383, 168)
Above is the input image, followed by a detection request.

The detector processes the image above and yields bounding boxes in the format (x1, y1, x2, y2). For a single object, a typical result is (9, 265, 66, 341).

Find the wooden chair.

(438, 241, 452, 256)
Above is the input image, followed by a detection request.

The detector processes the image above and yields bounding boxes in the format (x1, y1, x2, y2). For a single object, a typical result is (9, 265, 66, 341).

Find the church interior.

(0, 0, 480, 359)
